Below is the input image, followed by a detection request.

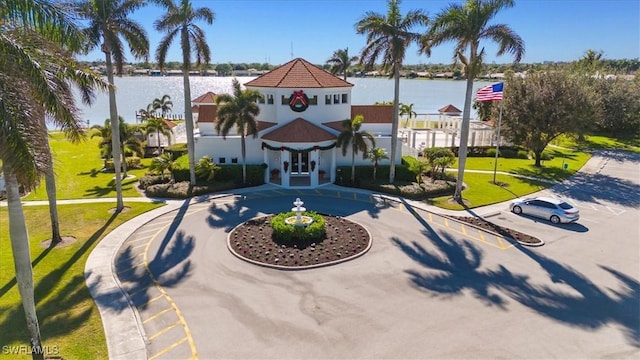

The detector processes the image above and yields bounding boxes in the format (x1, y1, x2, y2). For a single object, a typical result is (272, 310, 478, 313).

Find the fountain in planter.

(284, 197, 314, 226)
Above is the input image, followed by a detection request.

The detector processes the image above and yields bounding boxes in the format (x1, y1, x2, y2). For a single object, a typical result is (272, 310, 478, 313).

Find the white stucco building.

(193, 58, 397, 188)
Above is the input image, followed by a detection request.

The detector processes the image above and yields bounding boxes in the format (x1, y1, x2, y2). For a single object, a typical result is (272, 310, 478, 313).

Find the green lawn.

(0, 202, 163, 359)
(23, 132, 151, 201)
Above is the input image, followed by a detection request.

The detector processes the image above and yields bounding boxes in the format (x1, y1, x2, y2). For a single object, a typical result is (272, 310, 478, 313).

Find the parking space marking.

(143, 307, 174, 324)
(148, 337, 188, 360)
(140, 294, 165, 307)
(148, 321, 181, 340)
(606, 206, 626, 216)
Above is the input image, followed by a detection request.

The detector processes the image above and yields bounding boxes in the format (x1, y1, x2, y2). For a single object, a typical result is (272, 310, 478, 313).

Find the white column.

(431, 131, 436, 148)
(263, 148, 269, 183)
(282, 151, 290, 188)
(331, 147, 337, 183)
(310, 149, 319, 187)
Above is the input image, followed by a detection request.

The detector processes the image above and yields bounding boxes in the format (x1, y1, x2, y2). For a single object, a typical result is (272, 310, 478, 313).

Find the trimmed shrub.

(500, 148, 518, 158)
(270, 211, 326, 243)
(336, 164, 415, 185)
(517, 150, 530, 159)
(166, 143, 187, 158)
(104, 156, 144, 171)
(486, 148, 497, 157)
(144, 180, 237, 198)
(540, 151, 555, 160)
(138, 174, 169, 190)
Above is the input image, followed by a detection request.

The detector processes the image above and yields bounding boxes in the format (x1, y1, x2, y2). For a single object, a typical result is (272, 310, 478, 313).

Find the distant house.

(438, 104, 462, 116)
(192, 57, 397, 188)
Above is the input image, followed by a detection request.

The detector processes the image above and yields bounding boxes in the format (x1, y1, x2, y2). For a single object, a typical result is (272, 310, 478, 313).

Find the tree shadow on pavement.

(393, 202, 640, 347)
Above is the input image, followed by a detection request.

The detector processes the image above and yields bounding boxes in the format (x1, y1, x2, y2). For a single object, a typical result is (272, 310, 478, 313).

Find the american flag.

(476, 82, 504, 102)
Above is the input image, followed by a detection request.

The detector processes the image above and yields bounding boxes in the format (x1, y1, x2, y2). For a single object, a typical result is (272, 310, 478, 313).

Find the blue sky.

(79, 0, 640, 65)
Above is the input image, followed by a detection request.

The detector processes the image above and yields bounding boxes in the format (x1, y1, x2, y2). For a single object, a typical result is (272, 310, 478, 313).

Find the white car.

(510, 196, 580, 224)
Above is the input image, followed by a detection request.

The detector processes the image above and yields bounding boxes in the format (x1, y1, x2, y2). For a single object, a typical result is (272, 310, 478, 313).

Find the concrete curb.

(84, 201, 185, 360)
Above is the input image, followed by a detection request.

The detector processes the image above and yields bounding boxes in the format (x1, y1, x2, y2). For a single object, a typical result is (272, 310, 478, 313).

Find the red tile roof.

(195, 105, 217, 123)
(163, 119, 177, 129)
(262, 118, 336, 143)
(192, 91, 217, 104)
(351, 105, 393, 123)
(245, 58, 353, 88)
(323, 105, 394, 131)
(438, 104, 462, 113)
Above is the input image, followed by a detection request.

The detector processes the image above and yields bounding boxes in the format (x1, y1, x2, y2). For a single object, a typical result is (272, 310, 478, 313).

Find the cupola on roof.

(245, 58, 353, 88)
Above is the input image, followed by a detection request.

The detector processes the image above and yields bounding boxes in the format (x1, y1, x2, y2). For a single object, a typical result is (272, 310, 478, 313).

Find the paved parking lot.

(99, 151, 639, 359)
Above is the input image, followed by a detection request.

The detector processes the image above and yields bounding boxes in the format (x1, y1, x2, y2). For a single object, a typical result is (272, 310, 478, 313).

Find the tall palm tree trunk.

(182, 66, 196, 185)
(39, 114, 62, 246)
(4, 167, 44, 360)
(241, 133, 247, 184)
(104, 53, 124, 211)
(454, 74, 475, 201)
(389, 65, 401, 183)
(120, 144, 128, 178)
(351, 147, 356, 182)
(43, 141, 62, 247)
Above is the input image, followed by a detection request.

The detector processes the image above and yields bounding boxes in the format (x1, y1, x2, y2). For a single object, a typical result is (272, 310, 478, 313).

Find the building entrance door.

(292, 152, 309, 175)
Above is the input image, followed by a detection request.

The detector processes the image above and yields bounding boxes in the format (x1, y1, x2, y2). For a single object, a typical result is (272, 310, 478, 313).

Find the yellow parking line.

(496, 236, 505, 248)
(336, 191, 341, 198)
(139, 294, 164, 307)
(353, 193, 357, 200)
(124, 236, 152, 244)
(478, 230, 486, 242)
(148, 337, 188, 360)
(143, 307, 174, 324)
(461, 224, 467, 235)
(314, 189, 322, 195)
(428, 212, 433, 221)
(148, 321, 181, 340)
(444, 218, 450, 227)
(131, 242, 150, 250)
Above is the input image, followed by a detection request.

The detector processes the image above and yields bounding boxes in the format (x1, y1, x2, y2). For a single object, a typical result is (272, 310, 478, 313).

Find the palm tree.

(77, 0, 150, 211)
(195, 155, 219, 182)
(0, 3, 104, 357)
(336, 114, 376, 183)
(144, 116, 173, 154)
(138, 102, 158, 122)
(153, 94, 173, 118)
(327, 47, 359, 81)
(399, 102, 417, 127)
(90, 120, 114, 169)
(367, 147, 389, 181)
(154, 0, 214, 186)
(356, 0, 428, 183)
(119, 121, 143, 177)
(425, 0, 524, 202)
(150, 152, 175, 181)
(215, 78, 262, 184)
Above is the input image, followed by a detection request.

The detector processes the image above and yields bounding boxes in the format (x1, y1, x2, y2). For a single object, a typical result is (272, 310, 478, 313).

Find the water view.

(75, 76, 494, 127)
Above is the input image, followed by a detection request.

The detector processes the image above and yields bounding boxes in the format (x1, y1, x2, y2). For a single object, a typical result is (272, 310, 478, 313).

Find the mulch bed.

(228, 215, 371, 269)
(453, 216, 543, 245)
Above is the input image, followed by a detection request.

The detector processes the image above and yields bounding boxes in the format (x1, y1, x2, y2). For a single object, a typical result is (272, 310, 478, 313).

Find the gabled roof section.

(323, 105, 394, 131)
(257, 121, 278, 132)
(195, 104, 217, 123)
(163, 119, 177, 129)
(438, 104, 462, 113)
(245, 58, 353, 88)
(262, 118, 336, 143)
(192, 91, 217, 104)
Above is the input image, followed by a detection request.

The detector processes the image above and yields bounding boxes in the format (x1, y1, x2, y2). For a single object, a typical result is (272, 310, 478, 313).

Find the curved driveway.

(89, 152, 640, 359)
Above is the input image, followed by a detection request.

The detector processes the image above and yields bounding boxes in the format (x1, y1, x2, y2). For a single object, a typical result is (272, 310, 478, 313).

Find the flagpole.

(492, 100, 503, 184)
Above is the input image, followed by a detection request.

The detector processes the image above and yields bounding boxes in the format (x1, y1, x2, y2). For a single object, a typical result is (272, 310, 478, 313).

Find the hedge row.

(171, 154, 266, 185)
